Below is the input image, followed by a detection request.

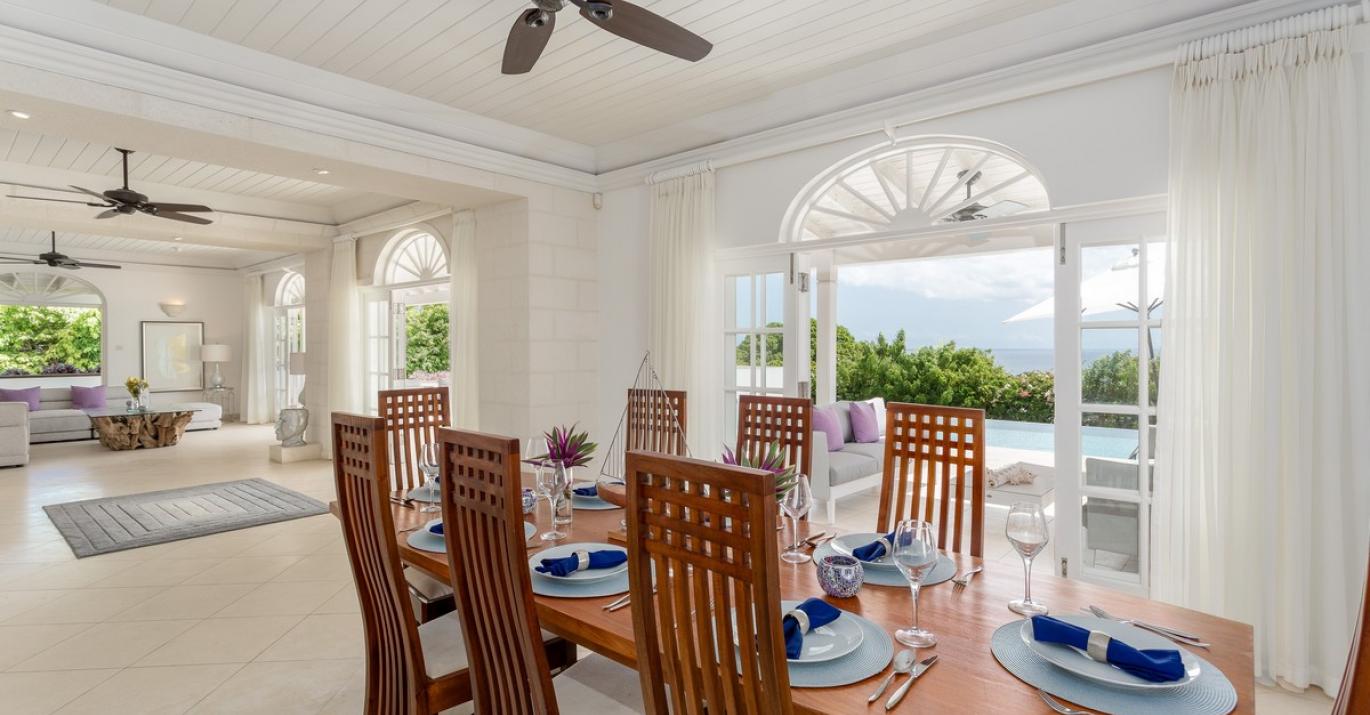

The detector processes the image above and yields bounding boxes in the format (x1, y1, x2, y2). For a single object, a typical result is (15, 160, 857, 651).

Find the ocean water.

(985, 419, 1138, 459)
(983, 348, 1118, 374)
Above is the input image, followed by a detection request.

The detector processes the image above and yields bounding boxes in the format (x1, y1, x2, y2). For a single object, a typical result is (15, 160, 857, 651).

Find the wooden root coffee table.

(85, 405, 200, 450)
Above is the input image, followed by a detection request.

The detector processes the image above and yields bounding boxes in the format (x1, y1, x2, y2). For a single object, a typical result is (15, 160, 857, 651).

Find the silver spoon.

(867, 649, 915, 703)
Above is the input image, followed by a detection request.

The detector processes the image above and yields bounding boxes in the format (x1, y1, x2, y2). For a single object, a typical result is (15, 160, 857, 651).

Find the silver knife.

(1087, 605, 1204, 642)
(885, 655, 937, 710)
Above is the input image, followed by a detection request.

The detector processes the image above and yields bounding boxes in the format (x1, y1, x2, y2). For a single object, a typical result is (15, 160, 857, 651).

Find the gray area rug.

(44, 478, 328, 558)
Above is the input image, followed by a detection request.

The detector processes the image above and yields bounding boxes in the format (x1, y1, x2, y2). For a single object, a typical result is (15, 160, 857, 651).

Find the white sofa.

(0, 387, 222, 462)
(810, 397, 888, 523)
(0, 402, 29, 467)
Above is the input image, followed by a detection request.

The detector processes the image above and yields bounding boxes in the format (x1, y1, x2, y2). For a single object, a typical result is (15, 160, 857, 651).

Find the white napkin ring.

(784, 608, 811, 634)
(875, 537, 893, 557)
(1086, 630, 1112, 663)
(573, 550, 590, 573)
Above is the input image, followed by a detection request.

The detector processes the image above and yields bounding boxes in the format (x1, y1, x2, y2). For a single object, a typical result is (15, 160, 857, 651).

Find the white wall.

(1, 264, 244, 400)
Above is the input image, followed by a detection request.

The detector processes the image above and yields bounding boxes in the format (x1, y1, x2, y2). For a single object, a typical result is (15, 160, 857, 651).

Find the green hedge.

(0, 305, 101, 375)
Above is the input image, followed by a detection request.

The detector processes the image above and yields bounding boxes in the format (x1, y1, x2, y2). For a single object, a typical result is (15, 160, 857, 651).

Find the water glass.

(1006, 502, 1050, 616)
(540, 462, 573, 541)
(780, 474, 813, 564)
(417, 443, 441, 514)
(892, 519, 939, 648)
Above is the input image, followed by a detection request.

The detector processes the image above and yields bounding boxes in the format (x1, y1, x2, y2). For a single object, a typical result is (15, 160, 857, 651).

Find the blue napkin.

(1031, 616, 1186, 683)
(535, 549, 627, 577)
(427, 522, 443, 536)
(782, 598, 842, 659)
(573, 481, 624, 498)
(851, 532, 897, 562)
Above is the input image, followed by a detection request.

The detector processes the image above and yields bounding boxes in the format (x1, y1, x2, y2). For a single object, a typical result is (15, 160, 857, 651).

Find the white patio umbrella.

(1004, 247, 1164, 323)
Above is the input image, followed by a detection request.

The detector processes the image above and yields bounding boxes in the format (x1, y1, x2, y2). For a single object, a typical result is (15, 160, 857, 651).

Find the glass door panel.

(721, 256, 796, 446)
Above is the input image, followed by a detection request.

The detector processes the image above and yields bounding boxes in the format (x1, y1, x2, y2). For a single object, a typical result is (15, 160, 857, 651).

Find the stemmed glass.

(779, 475, 813, 564)
(892, 519, 939, 648)
(527, 435, 549, 517)
(540, 462, 573, 542)
(417, 443, 441, 514)
(1006, 502, 1050, 616)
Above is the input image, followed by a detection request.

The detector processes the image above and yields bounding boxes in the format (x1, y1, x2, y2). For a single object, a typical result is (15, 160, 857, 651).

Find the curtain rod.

(1178, 1, 1366, 61)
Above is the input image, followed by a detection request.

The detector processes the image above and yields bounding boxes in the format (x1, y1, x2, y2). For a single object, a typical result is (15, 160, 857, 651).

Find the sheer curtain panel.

(450, 210, 479, 429)
(327, 238, 363, 419)
(239, 274, 273, 424)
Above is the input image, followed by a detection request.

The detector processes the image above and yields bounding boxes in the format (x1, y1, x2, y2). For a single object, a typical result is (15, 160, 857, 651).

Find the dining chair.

(736, 394, 813, 485)
(331, 411, 470, 714)
(1333, 544, 1370, 714)
(377, 387, 456, 622)
(876, 402, 986, 557)
(627, 388, 688, 456)
(624, 449, 794, 715)
(436, 426, 644, 714)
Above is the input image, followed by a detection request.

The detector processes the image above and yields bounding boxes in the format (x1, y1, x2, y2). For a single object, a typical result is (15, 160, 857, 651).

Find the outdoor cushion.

(831, 401, 856, 443)
(0, 387, 40, 411)
(865, 397, 887, 436)
(850, 401, 880, 443)
(812, 406, 844, 452)
(69, 385, 106, 410)
(841, 441, 885, 462)
(27, 408, 92, 434)
(826, 450, 879, 486)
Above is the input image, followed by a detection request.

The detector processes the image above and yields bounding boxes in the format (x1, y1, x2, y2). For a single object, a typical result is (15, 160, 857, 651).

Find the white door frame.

(718, 254, 804, 444)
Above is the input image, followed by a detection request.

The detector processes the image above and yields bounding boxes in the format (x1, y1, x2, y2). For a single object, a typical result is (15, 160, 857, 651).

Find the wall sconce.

(159, 301, 186, 317)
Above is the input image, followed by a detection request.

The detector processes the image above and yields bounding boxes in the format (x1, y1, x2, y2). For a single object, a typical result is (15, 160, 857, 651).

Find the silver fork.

(1038, 690, 1092, 714)
(1085, 606, 1210, 648)
(952, 565, 982, 592)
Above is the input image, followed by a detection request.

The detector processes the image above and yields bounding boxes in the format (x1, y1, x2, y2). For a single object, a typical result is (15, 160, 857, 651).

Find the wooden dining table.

(357, 492, 1254, 714)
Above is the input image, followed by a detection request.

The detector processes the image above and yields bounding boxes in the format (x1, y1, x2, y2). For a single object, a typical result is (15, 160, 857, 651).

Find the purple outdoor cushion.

(850, 400, 880, 443)
(70, 385, 106, 410)
(812, 406, 844, 452)
(0, 386, 40, 411)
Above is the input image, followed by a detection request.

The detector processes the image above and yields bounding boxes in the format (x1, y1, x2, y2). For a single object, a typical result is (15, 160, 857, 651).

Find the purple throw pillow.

(70, 385, 106, 410)
(851, 401, 880, 443)
(0, 386, 40, 411)
(812, 406, 844, 452)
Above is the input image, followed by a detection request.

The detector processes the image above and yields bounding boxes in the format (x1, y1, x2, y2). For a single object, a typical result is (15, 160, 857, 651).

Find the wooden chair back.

(379, 387, 450, 492)
(331, 412, 427, 714)
(1334, 545, 1370, 714)
(627, 388, 688, 455)
(437, 427, 558, 715)
(735, 394, 812, 481)
(876, 402, 986, 557)
(624, 450, 793, 715)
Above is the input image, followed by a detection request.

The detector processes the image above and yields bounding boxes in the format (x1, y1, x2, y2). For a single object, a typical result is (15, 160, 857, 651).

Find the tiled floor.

(0, 424, 1337, 713)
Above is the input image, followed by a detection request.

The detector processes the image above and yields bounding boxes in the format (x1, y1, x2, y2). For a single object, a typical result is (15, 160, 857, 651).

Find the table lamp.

(200, 344, 230, 389)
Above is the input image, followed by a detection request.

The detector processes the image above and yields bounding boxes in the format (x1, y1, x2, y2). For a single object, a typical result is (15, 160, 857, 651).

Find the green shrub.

(0, 306, 101, 375)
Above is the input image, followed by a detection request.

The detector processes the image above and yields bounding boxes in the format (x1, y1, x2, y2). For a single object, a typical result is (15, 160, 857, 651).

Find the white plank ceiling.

(96, 0, 1087, 146)
(0, 128, 368, 207)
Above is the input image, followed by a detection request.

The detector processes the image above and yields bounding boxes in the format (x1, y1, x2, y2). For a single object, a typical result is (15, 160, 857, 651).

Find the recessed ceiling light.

(312, 168, 330, 176)
(173, 236, 183, 241)
(6, 110, 31, 120)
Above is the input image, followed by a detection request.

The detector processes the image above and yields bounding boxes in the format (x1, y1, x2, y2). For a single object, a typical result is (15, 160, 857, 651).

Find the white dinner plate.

(779, 599, 864, 663)
(528, 542, 628, 583)
(1019, 615, 1201, 690)
(829, 532, 897, 569)
(406, 484, 440, 503)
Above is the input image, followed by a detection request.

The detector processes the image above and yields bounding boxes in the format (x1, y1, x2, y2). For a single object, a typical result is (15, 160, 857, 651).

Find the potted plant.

(526, 424, 596, 524)
(721, 441, 799, 499)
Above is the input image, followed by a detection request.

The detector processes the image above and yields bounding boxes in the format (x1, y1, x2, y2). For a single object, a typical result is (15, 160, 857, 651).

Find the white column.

(815, 254, 837, 405)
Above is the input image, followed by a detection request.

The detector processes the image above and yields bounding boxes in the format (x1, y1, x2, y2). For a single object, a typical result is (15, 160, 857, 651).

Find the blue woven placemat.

(990, 620, 1238, 714)
(788, 610, 894, 688)
(813, 542, 956, 587)
(406, 530, 445, 553)
(571, 494, 620, 511)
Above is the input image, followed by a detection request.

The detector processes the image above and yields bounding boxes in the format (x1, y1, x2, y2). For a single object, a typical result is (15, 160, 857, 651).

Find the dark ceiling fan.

(5, 148, 214, 225)
(943, 170, 1028, 223)
(0, 231, 121, 270)
(503, 0, 711, 74)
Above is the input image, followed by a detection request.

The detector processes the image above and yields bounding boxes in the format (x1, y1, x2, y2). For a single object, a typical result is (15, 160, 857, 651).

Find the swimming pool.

(984, 419, 1138, 460)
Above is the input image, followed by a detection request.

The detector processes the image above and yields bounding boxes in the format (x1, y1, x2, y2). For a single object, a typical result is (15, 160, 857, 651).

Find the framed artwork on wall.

(141, 321, 204, 392)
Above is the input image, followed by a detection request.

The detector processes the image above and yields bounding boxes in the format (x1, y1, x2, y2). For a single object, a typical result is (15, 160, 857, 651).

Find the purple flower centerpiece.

(720, 442, 798, 499)
(525, 424, 597, 523)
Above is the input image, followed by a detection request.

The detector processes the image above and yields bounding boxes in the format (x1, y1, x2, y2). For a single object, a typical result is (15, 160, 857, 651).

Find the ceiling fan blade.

(503, 8, 556, 75)
(69, 185, 111, 202)
(145, 202, 213, 213)
(71, 261, 122, 270)
(5, 194, 110, 207)
(575, 0, 711, 61)
(0, 181, 81, 194)
(0, 260, 43, 265)
(977, 200, 1029, 218)
(149, 210, 213, 225)
(95, 209, 121, 219)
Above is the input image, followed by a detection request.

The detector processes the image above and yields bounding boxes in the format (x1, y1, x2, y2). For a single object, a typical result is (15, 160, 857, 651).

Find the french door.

(719, 255, 809, 446)
(363, 291, 394, 414)
(272, 305, 305, 414)
(1053, 214, 1166, 595)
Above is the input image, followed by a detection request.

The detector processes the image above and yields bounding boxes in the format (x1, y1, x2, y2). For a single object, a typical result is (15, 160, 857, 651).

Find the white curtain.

(450, 210, 479, 429)
(239, 274, 273, 424)
(327, 238, 363, 419)
(1154, 12, 1367, 695)
(648, 168, 721, 457)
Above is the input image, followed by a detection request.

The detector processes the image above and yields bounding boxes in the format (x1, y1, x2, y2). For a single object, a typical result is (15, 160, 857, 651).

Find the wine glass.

(417, 443, 441, 514)
(892, 519, 939, 648)
(540, 462, 573, 542)
(1006, 502, 1050, 616)
(779, 475, 813, 564)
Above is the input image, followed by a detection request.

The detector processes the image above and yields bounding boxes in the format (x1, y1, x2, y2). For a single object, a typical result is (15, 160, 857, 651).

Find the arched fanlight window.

(275, 272, 305, 307)
(378, 230, 449, 285)
(786, 137, 1050, 242)
(0, 272, 102, 306)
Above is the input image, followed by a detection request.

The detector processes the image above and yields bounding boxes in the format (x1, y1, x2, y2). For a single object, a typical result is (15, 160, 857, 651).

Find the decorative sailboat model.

(599, 352, 690, 484)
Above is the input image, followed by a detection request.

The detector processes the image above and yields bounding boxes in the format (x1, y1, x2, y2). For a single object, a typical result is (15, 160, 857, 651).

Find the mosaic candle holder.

(817, 554, 864, 598)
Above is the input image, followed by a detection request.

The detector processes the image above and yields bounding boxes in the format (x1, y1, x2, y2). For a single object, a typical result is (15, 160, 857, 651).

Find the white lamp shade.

(288, 352, 307, 375)
(200, 344, 231, 363)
